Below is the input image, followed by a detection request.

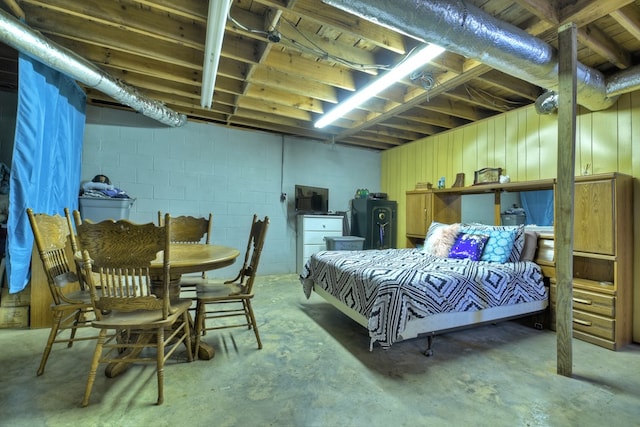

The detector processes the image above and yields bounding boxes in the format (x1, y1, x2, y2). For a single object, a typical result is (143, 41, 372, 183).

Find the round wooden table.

(150, 243, 240, 300)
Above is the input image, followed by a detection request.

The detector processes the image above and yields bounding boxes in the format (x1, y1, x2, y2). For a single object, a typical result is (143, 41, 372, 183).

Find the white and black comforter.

(300, 248, 547, 349)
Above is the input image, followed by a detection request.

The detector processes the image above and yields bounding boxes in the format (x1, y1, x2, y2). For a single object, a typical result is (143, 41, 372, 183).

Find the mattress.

(301, 248, 548, 349)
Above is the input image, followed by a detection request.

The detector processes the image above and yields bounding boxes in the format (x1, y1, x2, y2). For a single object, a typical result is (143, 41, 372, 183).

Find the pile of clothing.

(80, 174, 131, 199)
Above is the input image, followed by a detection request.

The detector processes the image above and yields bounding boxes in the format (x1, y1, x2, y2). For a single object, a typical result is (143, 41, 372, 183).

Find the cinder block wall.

(82, 106, 381, 276)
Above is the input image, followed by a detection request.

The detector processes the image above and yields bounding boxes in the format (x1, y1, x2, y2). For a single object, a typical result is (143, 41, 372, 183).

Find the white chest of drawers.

(296, 214, 343, 274)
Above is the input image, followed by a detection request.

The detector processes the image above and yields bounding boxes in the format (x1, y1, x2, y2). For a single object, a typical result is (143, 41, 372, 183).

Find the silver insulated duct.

(323, 0, 621, 112)
(0, 9, 187, 127)
(607, 65, 640, 97)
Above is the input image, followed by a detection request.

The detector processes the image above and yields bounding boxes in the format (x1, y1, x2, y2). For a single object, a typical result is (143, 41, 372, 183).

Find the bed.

(300, 222, 549, 355)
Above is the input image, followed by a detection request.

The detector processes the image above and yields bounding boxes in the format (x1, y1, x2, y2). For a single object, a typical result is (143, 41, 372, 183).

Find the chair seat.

(51, 290, 93, 309)
(92, 298, 192, 329)
(196, 282, 249, 299)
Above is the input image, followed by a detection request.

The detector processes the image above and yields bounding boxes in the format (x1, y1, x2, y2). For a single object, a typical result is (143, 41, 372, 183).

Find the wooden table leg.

(197, 342, 215, 360)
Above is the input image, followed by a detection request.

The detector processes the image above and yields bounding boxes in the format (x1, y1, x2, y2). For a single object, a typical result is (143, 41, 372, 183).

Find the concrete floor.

(1, 273, 639, 427)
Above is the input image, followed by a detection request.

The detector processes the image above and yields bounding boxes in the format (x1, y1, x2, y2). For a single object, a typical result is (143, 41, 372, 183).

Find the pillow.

(520, 231, 539, 261)
(423, 222, 460, 258)
(461, 223, 525, 262)
(465, 227, 517, 263)
(424, 221, 445, 243)
(448, 233, 489, 261)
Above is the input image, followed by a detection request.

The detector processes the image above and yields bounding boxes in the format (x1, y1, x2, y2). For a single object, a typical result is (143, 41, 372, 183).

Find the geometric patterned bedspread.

(300, 248, 547, 349)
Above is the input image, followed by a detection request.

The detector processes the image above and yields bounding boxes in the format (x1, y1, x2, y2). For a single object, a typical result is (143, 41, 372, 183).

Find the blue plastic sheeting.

(7, 54, 85, 293)
(520, 190, 554, 227)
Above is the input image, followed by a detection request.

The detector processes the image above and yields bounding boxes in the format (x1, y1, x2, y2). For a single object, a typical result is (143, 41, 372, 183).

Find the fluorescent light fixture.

(200, 0, 231, 108)
(314, 43, 445, 128)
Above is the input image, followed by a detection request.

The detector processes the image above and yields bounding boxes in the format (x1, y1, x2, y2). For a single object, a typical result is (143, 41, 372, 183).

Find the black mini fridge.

(351, 198, 397, 249)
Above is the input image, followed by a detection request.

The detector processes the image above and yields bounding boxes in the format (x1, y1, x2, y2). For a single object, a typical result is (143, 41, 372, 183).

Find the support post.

(556, 22, 577, 377)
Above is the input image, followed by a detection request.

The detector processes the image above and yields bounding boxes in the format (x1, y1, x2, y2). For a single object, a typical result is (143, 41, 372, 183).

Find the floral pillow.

(423, 222, 460, 258)
(448, 233, 489, 261)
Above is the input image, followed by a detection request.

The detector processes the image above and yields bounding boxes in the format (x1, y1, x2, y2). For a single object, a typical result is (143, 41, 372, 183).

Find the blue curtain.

(520, 190, 554, 227)
(6, 54, 86, 293)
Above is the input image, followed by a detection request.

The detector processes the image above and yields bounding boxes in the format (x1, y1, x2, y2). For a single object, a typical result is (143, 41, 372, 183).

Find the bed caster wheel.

(423, 349, 433, 357)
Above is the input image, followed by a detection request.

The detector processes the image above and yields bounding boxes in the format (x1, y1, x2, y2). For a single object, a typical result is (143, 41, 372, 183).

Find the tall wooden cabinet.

(405, 191, 432, 246)
(550, 172, 633, 350)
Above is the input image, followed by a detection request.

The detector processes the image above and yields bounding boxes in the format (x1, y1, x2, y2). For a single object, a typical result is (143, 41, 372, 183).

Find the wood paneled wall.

(380, 91, 640, 343)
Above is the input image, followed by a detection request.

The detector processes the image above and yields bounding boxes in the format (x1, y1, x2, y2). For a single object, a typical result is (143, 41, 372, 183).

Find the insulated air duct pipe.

(323, 0, 640, 113)
(0, 9, 187, 127)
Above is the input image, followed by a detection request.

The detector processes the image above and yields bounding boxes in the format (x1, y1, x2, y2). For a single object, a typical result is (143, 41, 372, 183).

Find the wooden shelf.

(431, 178, 555, 195)
(552, 277, 616, 295)
(573, 251, 617, 261)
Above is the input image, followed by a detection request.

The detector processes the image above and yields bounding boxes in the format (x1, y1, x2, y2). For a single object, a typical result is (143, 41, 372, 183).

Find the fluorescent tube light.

(314, 43, 445, 128)
(200, 0, 231, 108)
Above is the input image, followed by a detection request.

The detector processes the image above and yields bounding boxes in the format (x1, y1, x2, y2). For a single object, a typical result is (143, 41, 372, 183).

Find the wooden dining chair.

(63, 207, 95, 291)
(75, 215, 193, 406)
(27, 208, 97, 376)
(194, 214, 269, 355)
(158, 211, 213, 299)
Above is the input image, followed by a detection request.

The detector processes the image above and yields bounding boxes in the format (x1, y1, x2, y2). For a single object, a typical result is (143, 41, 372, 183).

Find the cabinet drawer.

(304, 230, 342, 245)
(302, 217, 343, 231)
(549, 308, 616, 341)
(572, 310, 615, 341)
(550, 285, 614, 317)
(303, 244, 328, 260)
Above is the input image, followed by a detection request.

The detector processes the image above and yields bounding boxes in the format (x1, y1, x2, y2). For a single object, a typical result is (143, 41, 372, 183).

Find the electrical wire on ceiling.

(228, 9, 392, 72)
(463, 84, 527, 110)
(409, 69, 436, 90)
(279, 16, 391, 71)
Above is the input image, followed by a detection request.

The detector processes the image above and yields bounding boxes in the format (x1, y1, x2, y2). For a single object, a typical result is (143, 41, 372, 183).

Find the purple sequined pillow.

(448, 233, 489, 261)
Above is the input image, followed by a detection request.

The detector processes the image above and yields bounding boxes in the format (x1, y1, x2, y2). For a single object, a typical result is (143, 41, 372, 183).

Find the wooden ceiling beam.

(255, 0, 407, 55)
(359, 124, 422, 141)
(559, 0, 636, 27)
(245, 84, 323, 113)
(26, 14, 202, 68)
(250, 67, 338, 103)
(578, 24, 631, 69)
(264, 49, 356, 91)
(516, 0, 559, 23)
(610, 4, 640, 42)
(236, 97, 312, 121)
(45, 36, 203, 85)
(397, 110, 468, 130)
(274, 17, 380, 74)
(475, 70, 542, 101)
(441, 87, 511, 113)
(379, 117, 445, 136)
(336, 137, 396, 150)
(20, 0, 205, 49)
